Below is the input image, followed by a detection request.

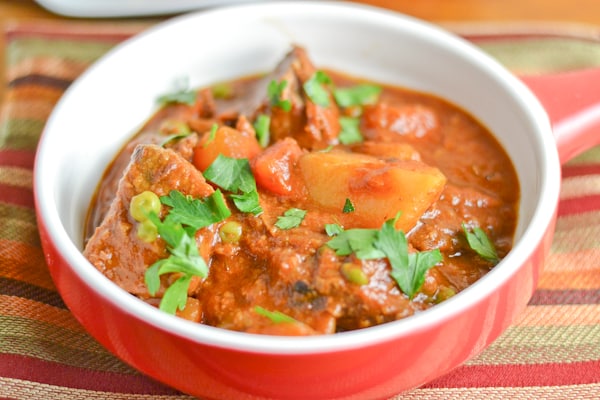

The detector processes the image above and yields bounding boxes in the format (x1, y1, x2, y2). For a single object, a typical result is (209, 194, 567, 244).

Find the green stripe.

(470, 323, 600, 365)
(478, 38, 600, 73)
(0, 213, 40, 247)
(0, 118, 46, 151)
(0, 316, 135, 374)
(569, 147, 600, 164)
(6, 38, 114, 66)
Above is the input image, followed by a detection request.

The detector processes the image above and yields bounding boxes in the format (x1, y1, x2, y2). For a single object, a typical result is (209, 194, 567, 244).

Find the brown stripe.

(8, 75, 72, 91)
(529, 289, 600, 305)
(0, 277, 66, 309)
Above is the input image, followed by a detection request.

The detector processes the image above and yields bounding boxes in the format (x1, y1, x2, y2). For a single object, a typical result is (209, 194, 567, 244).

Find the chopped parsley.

(254, 306, 296, 324)
(462, 223, 500, 264)
(156, 77, 197, 105)
(338, 116, 363, 145)
(333, 83, 382, 107)
(326, 215, 442, 298)
(304, 70, 332, 107)
(203, 154, 263, 215)
(203, 123, 219, 147)
(268, 79, 292, 112)
(342, 198, 355, 213)
(143, 189, 233, 314)
(275, 208, 307, 230)
(253, 114, 271, 147)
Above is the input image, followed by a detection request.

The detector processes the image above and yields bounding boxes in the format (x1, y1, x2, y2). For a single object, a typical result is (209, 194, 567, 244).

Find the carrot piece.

(193, 125, 261, 171)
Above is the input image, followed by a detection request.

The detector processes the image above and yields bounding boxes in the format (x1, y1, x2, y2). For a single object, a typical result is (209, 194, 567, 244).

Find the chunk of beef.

(84, 144, 215, 296)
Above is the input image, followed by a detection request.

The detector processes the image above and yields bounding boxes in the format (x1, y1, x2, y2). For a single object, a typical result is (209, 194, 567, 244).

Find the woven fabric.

(1, 20, 600, 400)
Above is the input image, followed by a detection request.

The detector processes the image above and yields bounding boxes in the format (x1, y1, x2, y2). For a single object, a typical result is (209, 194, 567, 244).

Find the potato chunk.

(298, 151, 446, 231)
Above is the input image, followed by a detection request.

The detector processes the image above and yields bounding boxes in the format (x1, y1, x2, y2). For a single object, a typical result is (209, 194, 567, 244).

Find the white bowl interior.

(35, 1, 559, 352)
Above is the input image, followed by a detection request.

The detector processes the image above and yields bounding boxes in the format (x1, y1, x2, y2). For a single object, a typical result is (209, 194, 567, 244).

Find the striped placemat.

(1, 19, 600, 400)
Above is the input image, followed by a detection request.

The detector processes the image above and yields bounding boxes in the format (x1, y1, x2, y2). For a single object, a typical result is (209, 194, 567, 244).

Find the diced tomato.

(193, 125, 261, 171)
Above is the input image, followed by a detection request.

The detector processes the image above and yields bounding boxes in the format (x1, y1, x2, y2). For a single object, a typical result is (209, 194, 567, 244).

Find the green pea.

(130, 191, 161, 222)
(137, 219, 158, 243)
(340, 263, 369, 285)
(219, 221, 242, 243)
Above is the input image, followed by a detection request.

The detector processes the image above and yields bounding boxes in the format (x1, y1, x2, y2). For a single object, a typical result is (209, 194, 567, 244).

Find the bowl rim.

(34, 0, 560, 354)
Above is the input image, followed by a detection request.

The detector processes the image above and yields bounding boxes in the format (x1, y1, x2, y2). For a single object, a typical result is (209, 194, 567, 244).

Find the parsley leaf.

(160, 189, 231, 231)
(156, 77, 196, 105)
(268, 80, 292, 112)
(338, 116, 363, 145)
(253, 114, 271, 147)
(462, 223, 500, 264)
(144, 211, 208, 314)
(342, 198, 355, 213)
(304, 70, 332, 107)
(333, 83, 382, 107)
(326, 215, 442, 298)
(203, 154, 263, 215)
(254, 306, 296, 324)
(275, 208, 307, 230)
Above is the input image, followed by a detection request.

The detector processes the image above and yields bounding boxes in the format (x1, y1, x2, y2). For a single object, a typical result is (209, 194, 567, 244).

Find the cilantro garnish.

(254, 306, 296, 324)
(275, 208, 307, 230)
(156, 77, 197, 105)
(304, 70, 332, 107)
(203, 154, 263, 215)
(462, 223, 500, 264)
(333, 83, 382, 107)
(253, 114, 271, 147)
(203, 123, 219, 147)
(342, 198, 355, 213)
(268, 80, 292, 112)
(327, 215, 442, 298)
(338, 117, 363, 145)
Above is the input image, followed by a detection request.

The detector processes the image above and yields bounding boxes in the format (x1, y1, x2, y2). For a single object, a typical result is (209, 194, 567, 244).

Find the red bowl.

(33, 2, 600, 399)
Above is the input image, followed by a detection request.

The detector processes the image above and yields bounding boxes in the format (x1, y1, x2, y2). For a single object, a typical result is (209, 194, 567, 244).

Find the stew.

(84, 46, 519, 335)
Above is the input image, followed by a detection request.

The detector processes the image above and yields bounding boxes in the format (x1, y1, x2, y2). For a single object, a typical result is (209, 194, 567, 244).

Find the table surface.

(4, 0, 600, 103)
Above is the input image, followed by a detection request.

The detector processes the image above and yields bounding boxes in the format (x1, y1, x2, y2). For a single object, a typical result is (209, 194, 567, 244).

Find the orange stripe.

(538, 269, 600, 290)
(0, 239, 55, 290)
(5, 85, 64, 103)
(7, 56, 91, 83)
(2, 97, 59, 120)
(513, 304, 600, 327)
(0, 295, 83, 333)
(545, 249, 600, 272)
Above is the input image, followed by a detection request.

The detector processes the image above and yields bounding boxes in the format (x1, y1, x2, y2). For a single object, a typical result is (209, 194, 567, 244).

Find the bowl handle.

(520, 68, 600, 164)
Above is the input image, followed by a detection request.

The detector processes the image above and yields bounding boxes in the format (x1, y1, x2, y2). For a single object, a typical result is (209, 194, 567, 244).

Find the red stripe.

(0, 150, 35, 169)
(0, 354, 180, 395)
(0, 184, 34, 208)
(557, 194, 600, 216)
(425, 359, 600, 388)
(562, 164, 600, 178)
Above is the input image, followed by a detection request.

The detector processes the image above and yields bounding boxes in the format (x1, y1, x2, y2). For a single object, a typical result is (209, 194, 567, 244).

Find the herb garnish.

(275, 208, 307, 230)
(143, 189, 232, 314)
(304, 71, 332, 107)
(326, 214, 442, 298)
(338, 116, 363, 145)
(268, 80, 292, 112)
(462, 223, 500, 264)
(342, 198, 355, 213)
(333, 83, 382, 107)
(253, 114, 271, 147)
(156, 77, 197, 105)
(254, 306, 296, 324)
(203, 154, 263, 215)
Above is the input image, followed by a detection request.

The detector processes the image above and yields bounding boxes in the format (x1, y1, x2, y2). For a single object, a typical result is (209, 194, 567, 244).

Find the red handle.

(520, 68, 600, 164)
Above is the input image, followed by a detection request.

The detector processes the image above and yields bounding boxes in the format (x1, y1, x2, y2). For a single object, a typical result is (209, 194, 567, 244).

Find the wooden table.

(2, 0, 600, 100)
